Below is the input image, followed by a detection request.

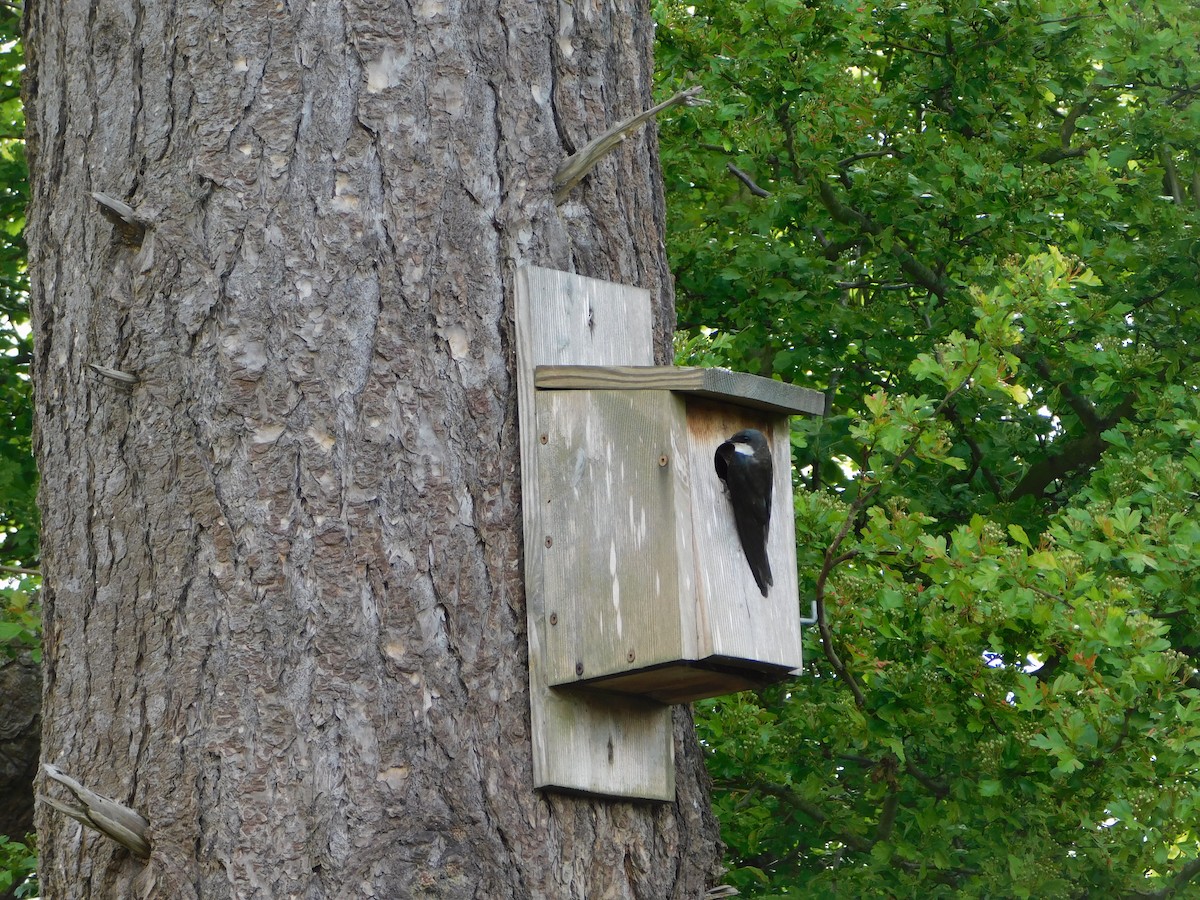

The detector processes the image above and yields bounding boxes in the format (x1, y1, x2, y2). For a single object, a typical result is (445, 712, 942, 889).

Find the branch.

(835, 751, 950, 801)
(91, 191, 151, 244)
(1025, 354, 1103, 431)
(887, 41, 948, 59)
(774, 103, 803, 182)
(1059, 99, 1087, 149)
(40, 763, 152, 858)
(835, 280, 915, 292)
(814, 178, 949, 300)
(942, 400, 1004, 497)
(1161, 145, 1185, 205)
(1008, 391, 1136, 501)
(813, 227, 863, 261)
(759, 780, 977, 880)
(1125, 857, 1200, 899)
(814, 545, 866, 708)
(1008, 431, 1103, 501)
(904, 761, 950, 799)
(837, 149, 898, 168)
(553, 86, 705, 202)
(0, 563, 39, 577)
(726, 162, 772, 197)
(88, 362, 139, 387)
(1037, 145, 1089, 164)
(874, 790, 900, 842)
(781, 791, 871, 853)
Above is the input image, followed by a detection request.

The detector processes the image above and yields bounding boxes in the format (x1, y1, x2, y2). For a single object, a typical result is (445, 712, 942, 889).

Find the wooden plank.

(685, 400, 803, 672)
(539, 390, 694, 686)
(576, 660, 792, 705)
(514, 266, 675, 801)
(535, 364, 826, 416)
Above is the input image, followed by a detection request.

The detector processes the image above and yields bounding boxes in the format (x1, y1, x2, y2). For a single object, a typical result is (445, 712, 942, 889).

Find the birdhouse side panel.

(537, 390, 693, 685)
(686, 400, 803, 671)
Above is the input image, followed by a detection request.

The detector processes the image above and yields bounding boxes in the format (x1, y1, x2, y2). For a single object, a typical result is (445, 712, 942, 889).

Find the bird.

(714, 428, 774, 596)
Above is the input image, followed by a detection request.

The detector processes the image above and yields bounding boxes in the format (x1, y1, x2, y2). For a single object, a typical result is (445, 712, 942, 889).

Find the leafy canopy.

(0, 5, 37, 676)
(0, 3, 32, 573)
(657, 0, 1200, 895)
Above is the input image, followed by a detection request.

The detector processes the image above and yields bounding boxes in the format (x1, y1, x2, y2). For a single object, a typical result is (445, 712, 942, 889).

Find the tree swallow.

(714, 428, 773, 597)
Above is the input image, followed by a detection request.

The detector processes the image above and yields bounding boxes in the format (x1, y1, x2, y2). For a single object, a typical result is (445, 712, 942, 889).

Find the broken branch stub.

(41, 763, 152, 859)
(553, 86, 705, 204)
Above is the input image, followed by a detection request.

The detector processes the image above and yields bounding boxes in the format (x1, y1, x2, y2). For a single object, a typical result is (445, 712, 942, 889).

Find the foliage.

(0, 834, 37, 899)
(658, 0, 1200, 895)
(0, 574, 40, 661)
(0, 3, 34, 572)
(0, 10, 40, 891)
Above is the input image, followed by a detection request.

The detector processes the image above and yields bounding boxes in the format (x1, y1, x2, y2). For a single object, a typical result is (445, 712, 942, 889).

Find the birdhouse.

(515, 266, 823, 800)
(534, 367, 820, 703)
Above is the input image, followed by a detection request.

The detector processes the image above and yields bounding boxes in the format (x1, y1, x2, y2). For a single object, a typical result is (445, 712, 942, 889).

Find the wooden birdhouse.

(515, 266, 823, 800)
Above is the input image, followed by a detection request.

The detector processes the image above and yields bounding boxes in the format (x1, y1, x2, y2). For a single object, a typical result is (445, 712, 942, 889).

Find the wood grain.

(557, 396, 804, 705)
(536, 364, 827, 415)
(685, 400, 804, 671)
(515, 266, 676, 801)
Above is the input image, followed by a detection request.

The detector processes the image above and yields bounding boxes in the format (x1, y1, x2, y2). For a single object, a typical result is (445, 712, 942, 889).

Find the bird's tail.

(735, 519, 773, 597)
(749, 552, 772, 598)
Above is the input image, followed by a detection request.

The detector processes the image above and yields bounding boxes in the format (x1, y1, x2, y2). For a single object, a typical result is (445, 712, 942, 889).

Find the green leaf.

(1008, 524, 1031, 548)
(1028, 551, 1060, 571)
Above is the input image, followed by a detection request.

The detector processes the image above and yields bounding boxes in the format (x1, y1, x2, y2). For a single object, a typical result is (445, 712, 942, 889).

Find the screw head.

(539, 433, 548, 444)
(627, 649, 636, 662)
(544, 536, 553, 548)
(658, 454, 669, 467)
(549, 612, 558, 626)
(575, 661, 584, 676)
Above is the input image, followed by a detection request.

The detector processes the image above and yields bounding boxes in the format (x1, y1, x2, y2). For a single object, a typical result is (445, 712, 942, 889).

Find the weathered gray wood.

(40, 763, 152, 859)
(520, 268, 806, 776)
(536, 364, 827, 415)
(515, 266, 676, 800)
(539, 391, 803, 705)
(553, 86, 706, 203)
(586, 663, 781, 705)
(685, 400, 803, 670)
(539, 389, 696, 685)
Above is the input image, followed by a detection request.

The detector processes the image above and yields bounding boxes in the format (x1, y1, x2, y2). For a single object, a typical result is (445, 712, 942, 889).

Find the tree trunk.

(23, 0, 722, 895)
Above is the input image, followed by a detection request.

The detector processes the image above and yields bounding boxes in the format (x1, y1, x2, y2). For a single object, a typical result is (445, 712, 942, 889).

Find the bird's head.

(727, 429, 768, 453)
(714, 428, 770, 480)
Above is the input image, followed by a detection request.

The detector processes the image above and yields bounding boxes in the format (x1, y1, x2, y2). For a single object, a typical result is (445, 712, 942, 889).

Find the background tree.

(0, 4, 39, 894)
(23, 0, 721, 896)
(0, 0, 32, 576)
(656, 0, 1200, 895)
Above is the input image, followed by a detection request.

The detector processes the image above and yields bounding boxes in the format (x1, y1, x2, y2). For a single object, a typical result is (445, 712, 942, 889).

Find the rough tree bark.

(23, 0, 722, 895)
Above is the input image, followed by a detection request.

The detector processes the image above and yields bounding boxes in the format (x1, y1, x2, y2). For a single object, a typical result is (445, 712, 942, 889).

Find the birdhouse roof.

(534, 365, 825, 416)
